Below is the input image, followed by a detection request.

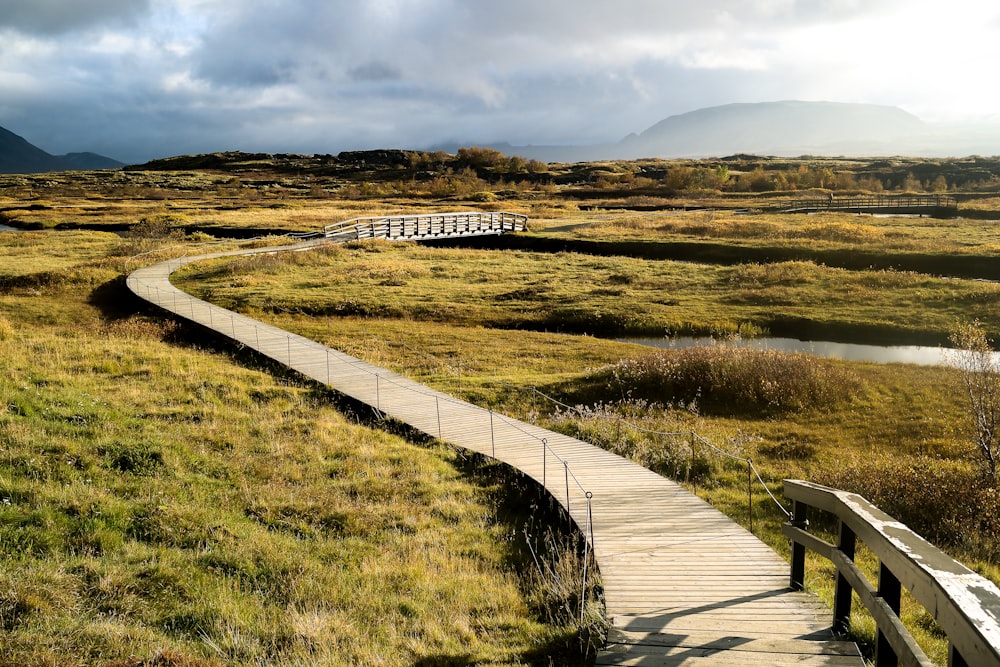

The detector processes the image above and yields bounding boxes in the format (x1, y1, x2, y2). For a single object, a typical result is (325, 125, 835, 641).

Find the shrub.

(596, 344, 861, 415)
(821, 454, 1000, 553)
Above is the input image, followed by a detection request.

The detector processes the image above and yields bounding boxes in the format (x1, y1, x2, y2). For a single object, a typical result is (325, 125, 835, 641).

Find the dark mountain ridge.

(0, 125, 123, 174)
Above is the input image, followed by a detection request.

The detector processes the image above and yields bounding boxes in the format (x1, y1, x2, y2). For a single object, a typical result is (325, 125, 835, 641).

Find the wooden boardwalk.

(126, 236, 864, 666)
(779, 194, 957, 216)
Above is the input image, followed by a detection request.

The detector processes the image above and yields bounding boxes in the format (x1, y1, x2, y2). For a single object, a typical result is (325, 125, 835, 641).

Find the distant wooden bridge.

(323, 210, 527, 241)
(779, 195, 957, 217)
(125, 210, 1000, 665)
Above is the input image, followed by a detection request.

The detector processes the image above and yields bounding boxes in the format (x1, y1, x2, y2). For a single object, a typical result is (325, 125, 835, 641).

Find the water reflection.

(622, 336, 1000, 368)
(0, 224, 18, 232)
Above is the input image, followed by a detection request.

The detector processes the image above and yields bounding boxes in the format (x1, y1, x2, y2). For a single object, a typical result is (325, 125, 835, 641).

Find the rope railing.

(122, 216, 625, 623)
(332, 333, 792, 529)
(520, 385, 791, 525)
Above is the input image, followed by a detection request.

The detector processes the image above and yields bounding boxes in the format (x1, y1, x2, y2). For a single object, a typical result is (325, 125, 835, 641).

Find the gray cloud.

(0, 0, 993, 163)
(0, 0, 150, 35)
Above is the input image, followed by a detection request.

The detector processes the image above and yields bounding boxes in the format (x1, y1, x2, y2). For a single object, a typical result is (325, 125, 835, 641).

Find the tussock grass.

(176, 241, 1000, 347)
(0, 231, 593, 665)
(554, 209, 1000, 257)
(583, 344, 862, 415)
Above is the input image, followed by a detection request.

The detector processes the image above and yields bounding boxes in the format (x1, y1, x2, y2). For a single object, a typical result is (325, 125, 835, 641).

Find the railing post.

(833, 521, 857, 636)
(789, 499, 808, 591)
(747, 458, 753, 534)
(564, 460, 570, 519)
(580, 490, 594, 626)
(489, 409, 495, 458)
(375, 373, 381, 412)
(876, 563, 901, 667)
(542, 438, 547, 488)
(436, 396, 442, 439)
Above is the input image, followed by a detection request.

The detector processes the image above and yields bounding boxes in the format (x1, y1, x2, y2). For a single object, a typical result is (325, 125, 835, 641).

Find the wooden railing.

(323, 211, 527, 241)
(780, 195, 957, 214)
(783, 480, 1000, 667)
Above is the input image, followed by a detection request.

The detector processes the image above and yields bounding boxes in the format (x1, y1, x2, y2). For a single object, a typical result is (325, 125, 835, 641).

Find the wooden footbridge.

(124, 210, 998, 665)
(779, 194, 957, 217)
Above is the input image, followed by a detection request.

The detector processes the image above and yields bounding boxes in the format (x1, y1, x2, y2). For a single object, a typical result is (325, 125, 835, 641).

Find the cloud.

(0, 0, 150, 35)
(0, 0, 998, 162)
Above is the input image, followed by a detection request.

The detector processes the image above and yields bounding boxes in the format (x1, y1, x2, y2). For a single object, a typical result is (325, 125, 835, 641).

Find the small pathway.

(127, 239, 863, 666)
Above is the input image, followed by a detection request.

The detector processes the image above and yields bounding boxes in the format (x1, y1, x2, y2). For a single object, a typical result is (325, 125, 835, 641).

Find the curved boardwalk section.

(127, 223, 863, 666)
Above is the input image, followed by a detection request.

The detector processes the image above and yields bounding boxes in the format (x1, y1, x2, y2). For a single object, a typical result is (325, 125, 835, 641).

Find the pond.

(0, 224, 19, 232)
(621, 336, 998, 368)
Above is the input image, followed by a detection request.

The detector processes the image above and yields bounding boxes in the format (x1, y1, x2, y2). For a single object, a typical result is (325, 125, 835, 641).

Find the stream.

(621, 336, 998, 368)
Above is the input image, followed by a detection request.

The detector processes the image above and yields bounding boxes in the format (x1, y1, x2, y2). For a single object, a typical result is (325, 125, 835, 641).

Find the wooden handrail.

(780, 195, 957, 213)
(323, 211, 527, 240)
(783, 479, 1000, 667)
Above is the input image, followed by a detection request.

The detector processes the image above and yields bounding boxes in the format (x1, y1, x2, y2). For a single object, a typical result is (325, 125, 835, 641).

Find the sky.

(2, 0, 1000, 163)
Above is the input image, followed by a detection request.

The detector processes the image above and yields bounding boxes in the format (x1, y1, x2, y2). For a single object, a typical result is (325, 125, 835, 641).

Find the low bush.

(592, 343, 862, 415)
(820, 453, 1000, 555)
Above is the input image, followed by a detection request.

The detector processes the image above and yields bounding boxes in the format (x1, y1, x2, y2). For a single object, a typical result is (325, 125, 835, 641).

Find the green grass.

(8, 159, 1000, 665)
(175, 238, 1000, 666)
(0, 231, 596, 666)
(173, 239, 1000, 346)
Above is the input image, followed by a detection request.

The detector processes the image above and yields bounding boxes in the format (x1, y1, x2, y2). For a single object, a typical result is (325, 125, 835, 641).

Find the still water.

(622, 336, 995, 368)
(0, 224, 18, 232)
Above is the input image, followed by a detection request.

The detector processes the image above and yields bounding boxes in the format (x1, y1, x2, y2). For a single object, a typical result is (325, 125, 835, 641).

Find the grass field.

(4, 155, 1000, 664)
(0, 231, 599, 666)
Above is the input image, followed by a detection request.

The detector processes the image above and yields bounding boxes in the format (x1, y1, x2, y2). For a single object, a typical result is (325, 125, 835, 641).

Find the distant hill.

(0, 126, 123, 174)
(460, 101, 984, 162)
(620, 101, 928, 158)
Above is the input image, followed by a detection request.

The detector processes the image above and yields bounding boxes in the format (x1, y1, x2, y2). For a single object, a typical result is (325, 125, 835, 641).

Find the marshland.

(3, 150, 1000, 665)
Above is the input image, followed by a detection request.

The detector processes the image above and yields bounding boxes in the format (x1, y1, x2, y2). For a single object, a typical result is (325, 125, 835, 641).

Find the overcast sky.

(2, 0, 999, 163)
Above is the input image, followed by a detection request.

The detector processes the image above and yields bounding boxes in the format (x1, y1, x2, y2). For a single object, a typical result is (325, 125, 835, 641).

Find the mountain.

(475, 101, 1000, 162)
(0, 126, 123, 173)
(620, 101, 928, 158)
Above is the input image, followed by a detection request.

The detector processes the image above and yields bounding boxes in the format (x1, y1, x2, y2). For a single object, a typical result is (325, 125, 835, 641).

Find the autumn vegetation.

(4, 149, 1000, 664)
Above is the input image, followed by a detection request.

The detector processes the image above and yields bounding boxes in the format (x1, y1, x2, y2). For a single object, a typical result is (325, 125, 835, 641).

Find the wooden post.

(564, 460, 570, 520)
(876, 563, 901, 667)
(789, 499, 808, 590)
(833, 521, 857, 636)
(542, 438, 547, 488)
(747, 459, 753, 534)
(489, 409, 495, 458)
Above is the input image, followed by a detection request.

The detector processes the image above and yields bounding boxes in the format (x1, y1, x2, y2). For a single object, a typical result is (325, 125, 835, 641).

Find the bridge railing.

(783, 479, 1000, 667)
(323, 211, 527, 240)
(781, 195, 957, 213)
